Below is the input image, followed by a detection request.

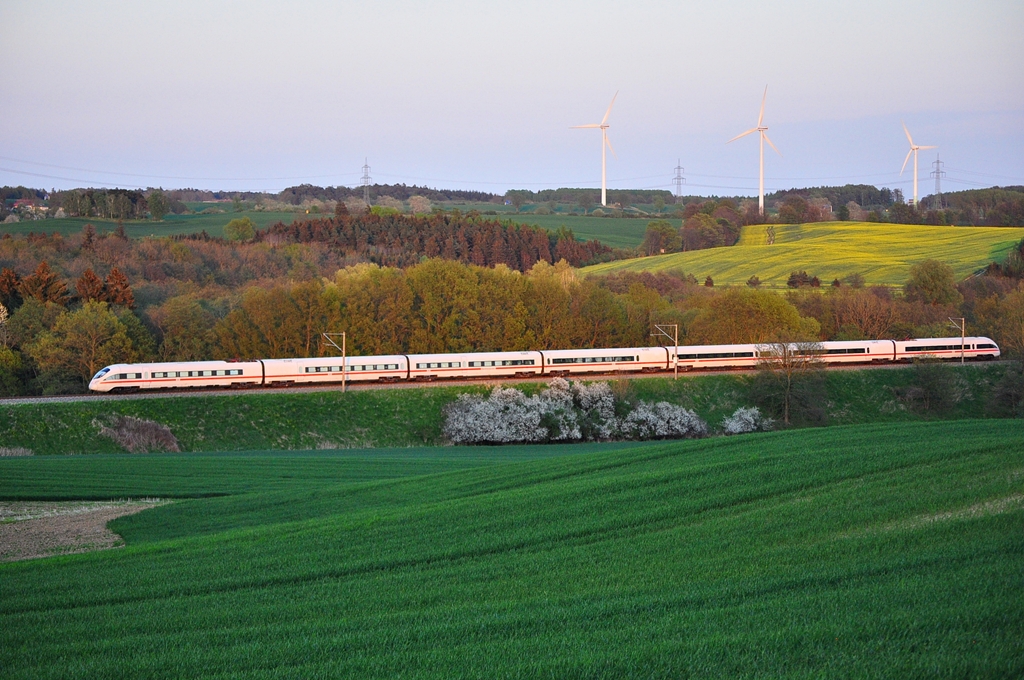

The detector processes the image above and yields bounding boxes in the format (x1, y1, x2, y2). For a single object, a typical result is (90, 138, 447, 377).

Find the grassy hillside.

(0, 363, 1011, 455)
(1, 420, 1021, 676)
(582, 221, 1024, 287)
(5, 209, 652, 248)
(1, 211, 317, 238)
(499, 213, 653, 248)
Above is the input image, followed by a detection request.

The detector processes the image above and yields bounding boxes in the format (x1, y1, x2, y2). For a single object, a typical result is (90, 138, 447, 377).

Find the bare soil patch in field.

(0, 500, 166, 562)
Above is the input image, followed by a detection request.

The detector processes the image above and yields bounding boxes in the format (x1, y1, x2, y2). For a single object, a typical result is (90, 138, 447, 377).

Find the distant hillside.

(581, 221, 1024, 287)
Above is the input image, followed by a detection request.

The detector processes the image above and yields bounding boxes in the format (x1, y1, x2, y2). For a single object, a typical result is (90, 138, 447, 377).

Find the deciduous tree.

(751, 340, 828, 426)
(148, 295, 217, 361)
(641, 220, 681, 256)
(687, 288, 819, 345)
(147, 189, 169, 221)
(224, 216, 256, 241)
(27, 301, 135, 385)
(905, 259, 962, 306)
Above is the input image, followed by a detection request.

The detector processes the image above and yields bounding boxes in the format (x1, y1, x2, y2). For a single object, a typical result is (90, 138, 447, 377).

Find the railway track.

(0, 360, 1005, 407)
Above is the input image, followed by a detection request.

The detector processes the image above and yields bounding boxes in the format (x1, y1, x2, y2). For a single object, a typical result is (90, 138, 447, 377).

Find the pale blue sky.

(1, 0, 1022, 197)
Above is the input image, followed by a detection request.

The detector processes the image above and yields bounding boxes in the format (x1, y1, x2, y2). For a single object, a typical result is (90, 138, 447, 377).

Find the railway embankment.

(1, 363, 1018, 455)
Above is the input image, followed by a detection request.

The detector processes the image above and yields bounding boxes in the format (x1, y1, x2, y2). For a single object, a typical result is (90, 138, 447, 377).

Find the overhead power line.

(0, 155, 361, 183)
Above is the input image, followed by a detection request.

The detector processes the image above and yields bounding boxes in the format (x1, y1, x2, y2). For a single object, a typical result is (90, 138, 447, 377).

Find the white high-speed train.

(88, 337, 1000, 393)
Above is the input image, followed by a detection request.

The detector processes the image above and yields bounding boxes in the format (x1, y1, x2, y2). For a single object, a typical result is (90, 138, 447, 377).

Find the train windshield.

(92, 367, 111, 381)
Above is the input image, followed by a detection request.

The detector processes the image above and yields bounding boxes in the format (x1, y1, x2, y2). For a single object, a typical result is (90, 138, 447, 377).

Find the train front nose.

(89, 367, 113, 392)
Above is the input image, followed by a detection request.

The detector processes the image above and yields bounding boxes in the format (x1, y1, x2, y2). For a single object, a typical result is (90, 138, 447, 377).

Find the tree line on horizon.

(4, 183, 1023, 227)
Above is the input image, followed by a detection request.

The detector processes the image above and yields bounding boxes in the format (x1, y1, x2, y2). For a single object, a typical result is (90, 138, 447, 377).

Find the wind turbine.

(727, 85, 781, 216)
(572, 91, 618, 207)
(900, 122, 936, 207)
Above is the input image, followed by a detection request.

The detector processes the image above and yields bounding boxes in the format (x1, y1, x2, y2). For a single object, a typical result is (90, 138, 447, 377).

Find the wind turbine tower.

(572, 92, 618, 207)
(727, 86, 781, 216)
(900, 122, 936, 207)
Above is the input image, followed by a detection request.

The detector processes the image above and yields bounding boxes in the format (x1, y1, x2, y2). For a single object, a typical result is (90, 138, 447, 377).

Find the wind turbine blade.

(727, 128, 758, 143)
(605, 133, 618, 159)
(763, 132, 782, 157)
(601, 91, 619, 125)
(902, 121, 914, 147)
(919, 145, 937, 150)
(571, 124, 601, 129)
(900, 148, 913, 175)
(757, 85, 768, 127)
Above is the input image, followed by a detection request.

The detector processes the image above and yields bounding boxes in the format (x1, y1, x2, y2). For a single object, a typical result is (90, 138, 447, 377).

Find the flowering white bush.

(443, 379, 623, 444)
(620, 402, 708, 440)
(571, 380, 618, 440)
(442, 387, 548, 444)
(443, 380, 711, 445)
(721, 406, 775, 435)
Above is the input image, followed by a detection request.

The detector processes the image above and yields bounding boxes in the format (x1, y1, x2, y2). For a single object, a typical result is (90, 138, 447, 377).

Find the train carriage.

(895, 337, 1000, 361)
(672, 344, 759, 371)
(262, 355, 408, 385)
(540, 347, 669, 376)
(408, 351, 543, 380)
(89, 360, 263, 392)
(787, 340, 896, 364)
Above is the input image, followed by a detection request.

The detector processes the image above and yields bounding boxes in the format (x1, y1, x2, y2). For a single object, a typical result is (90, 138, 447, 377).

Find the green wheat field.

(2, 419, 1022, 677)
(582, 221, 1024, 287)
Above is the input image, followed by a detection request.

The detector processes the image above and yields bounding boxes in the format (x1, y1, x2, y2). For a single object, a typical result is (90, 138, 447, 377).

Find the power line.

(0, 155, 361, 183)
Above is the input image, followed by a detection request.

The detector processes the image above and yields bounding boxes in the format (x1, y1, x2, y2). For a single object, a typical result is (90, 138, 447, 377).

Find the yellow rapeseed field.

(581, 221, 1024, 287)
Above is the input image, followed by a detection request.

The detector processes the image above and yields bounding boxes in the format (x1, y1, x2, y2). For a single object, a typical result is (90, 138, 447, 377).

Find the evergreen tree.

(103, 267, 135, 308)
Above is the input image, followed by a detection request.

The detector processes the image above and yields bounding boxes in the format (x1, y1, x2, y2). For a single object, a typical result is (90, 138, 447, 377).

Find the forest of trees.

(1, 218, 1023, 396)
(503, 188, 676, 208)
(278, 184, 499, 205)
(261, 209, 619, 269)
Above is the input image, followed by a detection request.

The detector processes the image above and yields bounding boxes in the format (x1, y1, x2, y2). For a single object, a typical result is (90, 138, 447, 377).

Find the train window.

(909, 344, 958, 352)
(550, 358, 576, 364)
(93, 368, 111, 380)
(977, 343, 996, 349)
(691, 352, 754, 359)
(826, 348, 867, 354)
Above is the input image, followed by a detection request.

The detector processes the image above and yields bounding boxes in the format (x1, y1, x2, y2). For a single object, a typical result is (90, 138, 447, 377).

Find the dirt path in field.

(0, 500, 167, 562)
